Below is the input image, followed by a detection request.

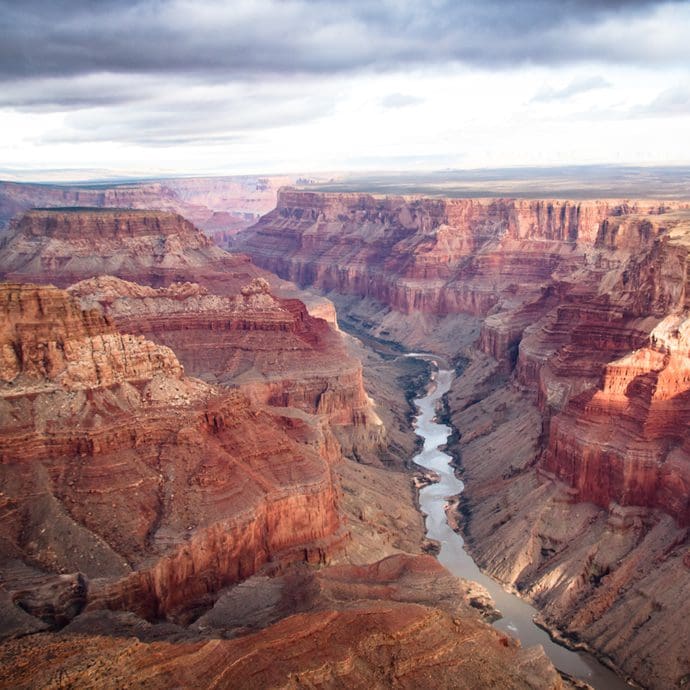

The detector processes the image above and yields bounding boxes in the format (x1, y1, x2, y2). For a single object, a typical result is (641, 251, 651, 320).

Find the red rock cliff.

(0, 176, 291, 235)
(0, 283, 343, 624)
(66, 275, 384, 458)
(0, 207, 383, 461)
(239, 192, 690, 525)
(0, 208, 261, 292)
(237, 188, 680, 317)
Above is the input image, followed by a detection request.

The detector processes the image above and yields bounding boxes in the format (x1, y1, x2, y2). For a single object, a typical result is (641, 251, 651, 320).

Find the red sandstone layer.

(236, 191, 690, 689)
(0, 554, 564, 690)
(0, 207, 381, 464)
(238, 192, 690, 525)
(0, 283, 343, 626)
(0, 208, 264, 293)
(66, 275, 384, 459)
(0, 176, 293, 236)
(238, 189, 685, 316)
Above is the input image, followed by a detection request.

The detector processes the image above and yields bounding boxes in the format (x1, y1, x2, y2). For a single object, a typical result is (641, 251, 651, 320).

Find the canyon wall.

(236, 189, 690, 689)
(238, 189, 680, 317)
(0, 208, 384, 465)
(0, 208, 262, 292)
(0, 211, 569, 688)
(0, 283, 344, 626)
(66, 275, 383, 456)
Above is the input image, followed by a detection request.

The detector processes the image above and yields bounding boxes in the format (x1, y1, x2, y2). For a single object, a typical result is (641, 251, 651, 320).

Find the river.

(412, 362, 633, 690)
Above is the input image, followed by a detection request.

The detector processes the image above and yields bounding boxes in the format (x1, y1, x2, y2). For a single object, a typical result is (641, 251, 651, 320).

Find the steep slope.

(236, 190, 690, 690)
(67, 275, 383, 458)
(238, 189, 682, 318)
(0, 283, 343, 628)
(0, 206, 384, 462)
(0, 283, 570, 688)
(0, 208, 262, 292)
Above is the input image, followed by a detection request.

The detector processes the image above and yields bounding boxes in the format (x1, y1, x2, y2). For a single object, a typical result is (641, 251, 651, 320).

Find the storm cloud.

(1, 0, 688, 89)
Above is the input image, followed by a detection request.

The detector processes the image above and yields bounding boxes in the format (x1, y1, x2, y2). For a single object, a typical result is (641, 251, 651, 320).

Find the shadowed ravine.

(412, 360, 634, 690)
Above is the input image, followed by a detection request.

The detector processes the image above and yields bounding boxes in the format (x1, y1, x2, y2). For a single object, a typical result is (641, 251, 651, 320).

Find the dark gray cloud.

(0, 0, 686, 90)
(532, 76, 611, 102)
(35, 80, 335, 146)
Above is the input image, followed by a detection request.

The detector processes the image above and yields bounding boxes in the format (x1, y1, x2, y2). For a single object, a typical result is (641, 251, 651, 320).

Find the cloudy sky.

(1, 0, 690, 180)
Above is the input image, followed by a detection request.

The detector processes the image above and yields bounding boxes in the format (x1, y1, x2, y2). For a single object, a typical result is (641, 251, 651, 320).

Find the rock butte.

(0, 208, 569, 688)
(236, 188, 690, 690)
(66, 274, 383, 459)
(0, 208, 262, 293)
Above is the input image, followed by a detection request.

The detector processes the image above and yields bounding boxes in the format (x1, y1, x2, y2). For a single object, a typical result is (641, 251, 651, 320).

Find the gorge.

(235, 188, 690, 689)
(0, 205, 569, 689)
(0, 186, 688, 688)
(411, 358, 631, 689)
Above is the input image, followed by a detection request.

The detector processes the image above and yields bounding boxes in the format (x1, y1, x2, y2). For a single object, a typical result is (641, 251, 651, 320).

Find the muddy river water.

(412, 363, 633, 689)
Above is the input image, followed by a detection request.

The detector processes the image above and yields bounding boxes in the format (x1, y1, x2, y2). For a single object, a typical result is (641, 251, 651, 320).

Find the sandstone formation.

(0, 205, 339, 322)
(0, 555, 565, 690)
(0, 281, 570, 688)
(0, 206, 383, 467)
(238, 189, 684, 316)
(0, 208, 264, 292)
(236, 190, 690, 689)
(0, 283, 343, 627)
(66, 275, 383, 459)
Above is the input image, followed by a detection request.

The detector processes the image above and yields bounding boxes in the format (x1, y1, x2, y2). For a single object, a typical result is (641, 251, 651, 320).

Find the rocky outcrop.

(0, 207, 382, 462)
(0, 281, 566, 689)
(237, 189, 684, 317)
(0, 208, 264, 292)
(0, 283, 343, 625)
(0, 206, 341, 321)
(66, 275, 384, 459)
(445, 210, 690, 689)
(0, 554, 565, 690)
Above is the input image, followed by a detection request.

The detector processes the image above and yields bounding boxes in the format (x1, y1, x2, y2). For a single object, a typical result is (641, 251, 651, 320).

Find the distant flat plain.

(299, 165, 690, 200)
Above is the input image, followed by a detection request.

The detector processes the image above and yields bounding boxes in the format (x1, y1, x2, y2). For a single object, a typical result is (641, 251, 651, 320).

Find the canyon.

(236, 189, 690, 689)
(0, 206, 568, 688)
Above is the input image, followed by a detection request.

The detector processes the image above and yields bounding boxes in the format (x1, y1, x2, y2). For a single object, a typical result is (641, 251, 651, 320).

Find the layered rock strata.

(0, 175, 293, 236)
(0, 283, 570, 688)
(0, 555, 565, 690)
(0, 208, 265, 293)
(236, 191, 690, 689)
(0, 283, 343, 626)
(0, 207, 379, 457)
(66, 275, 383, 458)
(238, 189, 684, 317)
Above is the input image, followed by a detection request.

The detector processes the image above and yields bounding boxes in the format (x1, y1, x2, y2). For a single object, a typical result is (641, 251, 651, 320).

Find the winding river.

(412, 361, 633, 690)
